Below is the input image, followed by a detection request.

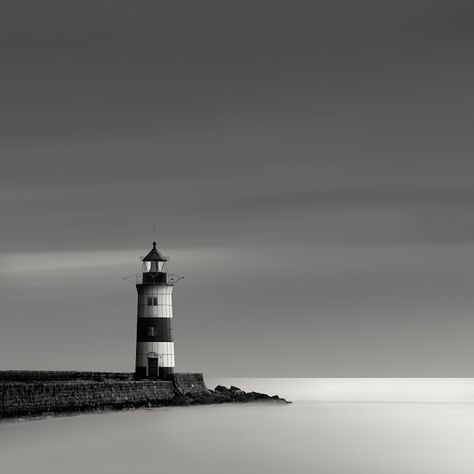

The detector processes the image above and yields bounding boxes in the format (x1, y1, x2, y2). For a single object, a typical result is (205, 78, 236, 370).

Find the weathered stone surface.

(0, 380, 174, 418)
(173, 373, 209, 395)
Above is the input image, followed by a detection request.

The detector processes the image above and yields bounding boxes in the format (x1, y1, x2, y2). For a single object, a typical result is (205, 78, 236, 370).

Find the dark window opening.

(147, 327, 154, 337)
(147, 296, 158, 306)
(148, 357, 158, 377)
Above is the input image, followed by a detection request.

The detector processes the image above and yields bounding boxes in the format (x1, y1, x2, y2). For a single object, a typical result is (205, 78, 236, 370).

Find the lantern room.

(142, 241, 168, 273)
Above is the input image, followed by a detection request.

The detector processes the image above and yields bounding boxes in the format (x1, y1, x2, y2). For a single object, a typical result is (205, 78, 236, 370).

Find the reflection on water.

(2, 379, 474, 474)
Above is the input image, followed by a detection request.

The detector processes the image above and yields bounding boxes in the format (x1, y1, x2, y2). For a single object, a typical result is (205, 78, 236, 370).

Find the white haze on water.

(2, 378, 474, 474)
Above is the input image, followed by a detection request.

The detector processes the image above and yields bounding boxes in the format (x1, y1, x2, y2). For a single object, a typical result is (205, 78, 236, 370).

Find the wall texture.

(173, 373, 209, 395)
(0, 372, 211, 418)
(0, 380, 175, 417)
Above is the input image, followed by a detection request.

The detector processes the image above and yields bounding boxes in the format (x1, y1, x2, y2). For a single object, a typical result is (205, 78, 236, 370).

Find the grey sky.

(1, 1, 474, 375)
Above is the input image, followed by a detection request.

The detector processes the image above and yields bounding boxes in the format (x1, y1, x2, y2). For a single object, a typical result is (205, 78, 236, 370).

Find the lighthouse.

(135, 242, 181, 380)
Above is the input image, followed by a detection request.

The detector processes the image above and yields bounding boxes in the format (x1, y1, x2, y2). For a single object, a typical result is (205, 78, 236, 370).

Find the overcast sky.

(1, 1, 474, 376)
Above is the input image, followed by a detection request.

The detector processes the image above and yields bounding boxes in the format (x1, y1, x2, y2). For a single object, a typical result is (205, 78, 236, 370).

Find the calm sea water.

(2, 378, 474, 474)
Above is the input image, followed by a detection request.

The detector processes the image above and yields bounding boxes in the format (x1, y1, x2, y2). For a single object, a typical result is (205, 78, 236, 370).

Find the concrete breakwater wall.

(173, 373, 209, 395)
(0, 371, 211, 419)
(0, 380, 175, 418)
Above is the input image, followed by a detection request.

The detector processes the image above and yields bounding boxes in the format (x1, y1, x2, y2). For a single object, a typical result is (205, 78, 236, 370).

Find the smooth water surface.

(2, 379, 474, 474)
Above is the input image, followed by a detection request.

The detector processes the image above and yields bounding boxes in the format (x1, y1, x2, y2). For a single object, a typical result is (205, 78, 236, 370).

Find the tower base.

(135, 366, 174, 381)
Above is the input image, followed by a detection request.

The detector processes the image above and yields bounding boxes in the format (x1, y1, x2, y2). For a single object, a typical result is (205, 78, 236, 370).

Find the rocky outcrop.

(173, 384, 290, 406)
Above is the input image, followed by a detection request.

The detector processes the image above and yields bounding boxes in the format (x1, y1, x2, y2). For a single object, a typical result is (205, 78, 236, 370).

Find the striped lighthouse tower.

(135, 242, 181, 380)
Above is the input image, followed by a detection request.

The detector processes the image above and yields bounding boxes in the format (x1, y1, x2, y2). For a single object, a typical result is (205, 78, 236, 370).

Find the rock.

(213, 392, 233, 402)
(214, 385, 228, 392)
(191, 396, 214, 405)
(233, 392, 248, 402)
(229, 386, 241, 392)
(172, 394, 192, 406)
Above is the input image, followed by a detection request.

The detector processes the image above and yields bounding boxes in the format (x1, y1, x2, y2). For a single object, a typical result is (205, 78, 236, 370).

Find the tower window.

(147, 327, 155, 337)
(147, 296, 158, 306)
